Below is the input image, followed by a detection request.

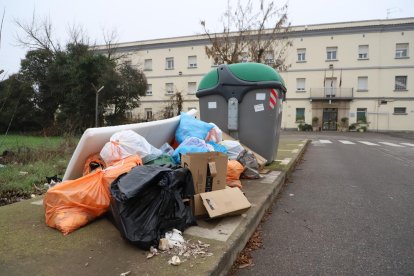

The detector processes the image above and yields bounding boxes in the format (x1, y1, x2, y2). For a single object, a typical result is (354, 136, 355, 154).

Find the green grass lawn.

(0, 135, 78, 204)
(0, 135, 64, 152)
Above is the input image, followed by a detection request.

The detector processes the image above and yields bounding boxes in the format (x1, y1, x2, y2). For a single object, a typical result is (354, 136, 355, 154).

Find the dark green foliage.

(103, 63, 147, 125)
(0, 43, 147, 135)
(0, 74, 41, 133)
(298, 123, 313, 131)
(349, 123, 357, 130)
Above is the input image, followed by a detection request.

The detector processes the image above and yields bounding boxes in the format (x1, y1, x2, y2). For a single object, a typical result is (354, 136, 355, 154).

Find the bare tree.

(0, 7, 5, 49)
(201, 0, 291, 70)
(15, 10, 60, 54)
(161, 91, 184, 119)
(67, 23, 90, 46)
(101, 28, 131, 63)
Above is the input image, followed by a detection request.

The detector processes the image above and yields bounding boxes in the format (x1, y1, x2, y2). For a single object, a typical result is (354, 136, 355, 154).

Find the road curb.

(213, 139, 310, 275)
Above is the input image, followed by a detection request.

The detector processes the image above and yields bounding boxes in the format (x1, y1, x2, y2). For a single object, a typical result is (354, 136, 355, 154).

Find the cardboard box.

(181, 152, 228, 194)
(192, 194, 208, 217)
(192, 188, 251, 218)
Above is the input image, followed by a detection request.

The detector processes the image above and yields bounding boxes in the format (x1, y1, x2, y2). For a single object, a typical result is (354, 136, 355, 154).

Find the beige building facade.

(110, 18, 414, 131)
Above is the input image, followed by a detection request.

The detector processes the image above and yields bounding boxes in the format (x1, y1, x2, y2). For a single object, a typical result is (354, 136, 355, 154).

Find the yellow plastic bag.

(44, 155, 142, 235)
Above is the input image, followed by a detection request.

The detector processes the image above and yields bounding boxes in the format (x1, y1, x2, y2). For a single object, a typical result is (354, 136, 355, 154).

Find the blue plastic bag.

(172, 137, 209, 164)
(207, 141, 228, 154)
(175, 113, 213, 144)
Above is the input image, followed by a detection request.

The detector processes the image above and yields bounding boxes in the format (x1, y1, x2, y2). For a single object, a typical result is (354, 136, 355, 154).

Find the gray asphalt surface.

(236, 132, 414, 276)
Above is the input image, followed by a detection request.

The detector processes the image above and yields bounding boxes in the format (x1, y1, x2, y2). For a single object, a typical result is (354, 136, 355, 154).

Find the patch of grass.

(0, 135, 78, 205)
(0, 135, 64, 153)
(0, 157, 68, 191)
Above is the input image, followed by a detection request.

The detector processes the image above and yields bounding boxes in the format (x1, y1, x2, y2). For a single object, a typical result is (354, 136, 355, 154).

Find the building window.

(165, 57, 174, 70)
(395, 43, 409, 58)
(358, 45, 369, 59)
(296, 108, 305, 122)
(124, 60, 132, 67)
(187, 82, 197, 94)
(144, 59, 152, 71)
(125, 111, 133, 119)
(264, 52, 274, 65)
(296, 78, 306, 92)
(326, 47, 337, 60)
(145, 108, 153, 120)
(165, 83, 174, 94)
(188, 56, 197, 68)
(240, 52, 249, 63)
(297, 48, 306, 62)
(393, 107, 407, 115)
(356, 108, 367, 123)
(395, 76, 407, 91)
(146, 84, 153, 96)
(357, 77, 368, 91)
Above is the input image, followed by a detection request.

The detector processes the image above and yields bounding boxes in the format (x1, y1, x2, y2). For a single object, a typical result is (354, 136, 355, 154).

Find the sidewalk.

(0, 137, 309, 276)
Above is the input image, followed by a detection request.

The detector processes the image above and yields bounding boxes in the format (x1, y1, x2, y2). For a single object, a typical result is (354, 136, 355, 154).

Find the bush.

(349, 123, 357, 130)
(298, 123, 313, 131)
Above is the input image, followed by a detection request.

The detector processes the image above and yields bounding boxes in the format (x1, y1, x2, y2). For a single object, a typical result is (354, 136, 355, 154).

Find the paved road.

(236, 132, 414, 275)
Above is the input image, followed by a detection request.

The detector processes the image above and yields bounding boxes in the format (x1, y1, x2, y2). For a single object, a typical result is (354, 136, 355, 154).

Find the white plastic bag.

(100, 130, 162, 165)
(205, 123, 223, 143)
(165, 229, 185, 248)
(220, 140, 245, 160)
(159, 143, 174, 156)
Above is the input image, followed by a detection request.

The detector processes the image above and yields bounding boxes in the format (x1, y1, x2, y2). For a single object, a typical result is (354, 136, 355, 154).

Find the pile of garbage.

(44, 112, 261, 251)
(147, 229, 213, 266)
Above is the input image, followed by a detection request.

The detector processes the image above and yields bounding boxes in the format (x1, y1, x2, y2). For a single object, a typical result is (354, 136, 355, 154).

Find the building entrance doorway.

(323, 108, 338, 130)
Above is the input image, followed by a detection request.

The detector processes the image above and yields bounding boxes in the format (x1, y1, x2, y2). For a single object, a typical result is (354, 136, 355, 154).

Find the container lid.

(198, 68, 219, 91)
(228, 63, 284, 84)
(197, 63, 286, 102)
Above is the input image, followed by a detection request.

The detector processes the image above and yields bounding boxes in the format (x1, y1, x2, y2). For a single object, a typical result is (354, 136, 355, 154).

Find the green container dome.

(228, 63, 284, 84)
(198, 62, 286, 92)
(198, 68, 219, 91)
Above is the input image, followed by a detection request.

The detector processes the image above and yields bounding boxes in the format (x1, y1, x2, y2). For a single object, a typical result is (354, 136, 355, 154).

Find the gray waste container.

(196, 63, 287, 163)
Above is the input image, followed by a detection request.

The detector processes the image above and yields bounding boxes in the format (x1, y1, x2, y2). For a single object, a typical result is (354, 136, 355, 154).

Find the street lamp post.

(92, 84, 104, 127)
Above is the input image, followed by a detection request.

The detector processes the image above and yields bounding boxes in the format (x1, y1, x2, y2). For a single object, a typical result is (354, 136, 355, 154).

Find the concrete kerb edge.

(284, 139, 310, 179)
(212, 139, 311, 276)
(211, 172, 286, 276)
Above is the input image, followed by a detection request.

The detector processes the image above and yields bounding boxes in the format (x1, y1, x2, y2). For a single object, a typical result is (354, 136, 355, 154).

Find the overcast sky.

(1, 0, 413, 78)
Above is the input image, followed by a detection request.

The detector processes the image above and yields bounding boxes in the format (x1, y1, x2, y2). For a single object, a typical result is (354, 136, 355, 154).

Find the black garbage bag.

(109, 165, 196, 250)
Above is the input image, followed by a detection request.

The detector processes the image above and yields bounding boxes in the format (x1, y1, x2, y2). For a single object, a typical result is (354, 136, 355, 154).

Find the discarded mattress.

(63, 109, 197, 181)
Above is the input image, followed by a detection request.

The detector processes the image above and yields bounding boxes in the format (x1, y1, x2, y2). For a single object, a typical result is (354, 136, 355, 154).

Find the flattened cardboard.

(192, 194, 208, 217)
(199, 188, 251, 218)
(181, 152, 227, 194)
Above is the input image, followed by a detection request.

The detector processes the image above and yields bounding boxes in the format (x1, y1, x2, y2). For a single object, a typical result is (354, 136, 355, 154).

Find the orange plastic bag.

(83, 153, 106, 176)
(103, 155, 142, 186)
(44, 155, 142, 235)
(226, 160, 245, 188)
